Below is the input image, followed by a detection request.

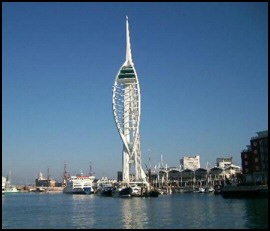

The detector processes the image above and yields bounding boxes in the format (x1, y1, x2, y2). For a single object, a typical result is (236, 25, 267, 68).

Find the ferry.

(63, 172, 95, 195)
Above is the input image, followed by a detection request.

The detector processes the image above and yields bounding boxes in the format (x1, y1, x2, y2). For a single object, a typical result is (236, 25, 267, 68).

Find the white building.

(216, 157, 233, 168)
(180, 156, 200, 170)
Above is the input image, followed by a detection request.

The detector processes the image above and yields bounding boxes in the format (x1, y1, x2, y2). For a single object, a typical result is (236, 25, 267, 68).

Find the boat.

(143, 162, 159, 197)
(199, 187, 206, 193)
(221, 184, 268, 198)
(2, 173, 19, 194)
(214, 184, 222, 195)
(36, 187, 46, 193)
(112, 183, 132, 198)
(96, 183, 114, 197)
(63, 172, 95, 195)
(5, 185, 19, 193)
(193, 187, 205, 193)
(2, 176, 6, 194)
(118, 187, 132, 197)
(147, 189, 159, 197)
(205, 186, 214, 193)
(99, 186, 114, 197)
(129, 182, 148, 197)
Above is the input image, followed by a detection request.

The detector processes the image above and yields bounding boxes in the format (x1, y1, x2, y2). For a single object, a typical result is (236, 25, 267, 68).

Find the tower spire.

(125, 16, 133, 66)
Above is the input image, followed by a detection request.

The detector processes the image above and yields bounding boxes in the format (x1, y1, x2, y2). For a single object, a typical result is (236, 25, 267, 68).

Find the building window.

(253, 142, 257, 146)
(246, 168, 248, 173)
(255, 166, 259, 171)
(245, 161, 248, 166)
(254, 150, 258, 154)
(255, 157, 258, 163)
(244, 154, 247, 158)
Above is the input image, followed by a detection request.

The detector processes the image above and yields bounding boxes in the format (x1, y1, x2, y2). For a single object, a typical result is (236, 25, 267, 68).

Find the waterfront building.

(97, 176, 117, 189)
(35, 168, 63, 187)
(180, 155, 200, 170)
(117, 171, 123, 182)
(35, 171, 56, 187)
(112, 17, 146, 184)
(241, 130, 268, 184)
(154, 156, 241, 189)
(216, 156, 241, 180)
(216, 157, 233, 168)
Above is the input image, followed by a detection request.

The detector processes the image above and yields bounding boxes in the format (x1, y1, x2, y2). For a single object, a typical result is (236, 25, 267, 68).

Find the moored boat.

(147, 189, 159, 197)
(205, 186, 214, 193)
(2, 177, 6, 194)
(63, 172, 95, 195)
(193, 187, 205, 193)
(2, 174, 19, 194)
(96, 183, 114, 197)
(4, 185, 19, 194)
(221, 184, 268, 198)
(214, 184, 222, 195)
(112, 185, 132, 198)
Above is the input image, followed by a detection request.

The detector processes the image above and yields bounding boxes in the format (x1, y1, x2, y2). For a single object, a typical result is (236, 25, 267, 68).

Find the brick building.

(241, 130, 268, 184)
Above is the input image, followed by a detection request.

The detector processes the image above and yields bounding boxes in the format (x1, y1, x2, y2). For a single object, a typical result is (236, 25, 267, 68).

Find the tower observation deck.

(112, 16, 147, 183)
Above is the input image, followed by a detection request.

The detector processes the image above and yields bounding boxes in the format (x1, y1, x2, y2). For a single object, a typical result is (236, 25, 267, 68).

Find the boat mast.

(63, 161, 69, 186)
(47, 167, 51, 187)
(89, 161, 94, 176)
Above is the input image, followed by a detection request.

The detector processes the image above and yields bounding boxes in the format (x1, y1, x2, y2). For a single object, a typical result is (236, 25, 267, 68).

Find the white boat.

(63, 172, 95, 195)
(5, 185, 19, 193)
(130, 184, 143, 196)
(129, 182, 149, 197)
(199, 187, 206, 193)
(3, 173, 19, 194)
(194, 187, 206, 193)
(2, 176, 6, 194)
(205, 186, 214, 193)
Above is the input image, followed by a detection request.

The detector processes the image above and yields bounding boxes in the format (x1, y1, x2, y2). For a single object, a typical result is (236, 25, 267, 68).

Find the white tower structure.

(112, 16, 146, 183)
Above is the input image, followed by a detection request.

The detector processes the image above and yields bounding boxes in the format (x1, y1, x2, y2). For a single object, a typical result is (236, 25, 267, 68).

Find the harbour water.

(2, 192, 268, 229)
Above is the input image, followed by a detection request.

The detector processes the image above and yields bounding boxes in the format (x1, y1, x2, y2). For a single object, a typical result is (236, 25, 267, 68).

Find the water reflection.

(120, 198, 149, 228)
(243, 198, 268, 229)
(2, 193, 268, 229)
(70, 194, 96, 228)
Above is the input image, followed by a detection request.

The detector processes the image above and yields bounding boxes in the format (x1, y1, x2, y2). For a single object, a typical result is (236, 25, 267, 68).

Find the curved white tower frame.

(112, 16, 146, 183)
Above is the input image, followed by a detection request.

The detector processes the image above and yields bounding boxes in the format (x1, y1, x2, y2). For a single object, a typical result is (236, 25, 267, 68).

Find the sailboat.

(205, 162, 214, 193)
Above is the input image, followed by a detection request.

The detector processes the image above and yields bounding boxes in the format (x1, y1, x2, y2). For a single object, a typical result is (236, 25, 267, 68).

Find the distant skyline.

(2, 2, 268, 184)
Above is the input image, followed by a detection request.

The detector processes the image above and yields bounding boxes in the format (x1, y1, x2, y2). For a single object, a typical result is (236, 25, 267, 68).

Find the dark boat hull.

(221, 185, 268, 198)
(63, 187, 93, 195)
(100, 188, 113, 197)
(113, 187, 132, 198)
(147, 190, 159, 197)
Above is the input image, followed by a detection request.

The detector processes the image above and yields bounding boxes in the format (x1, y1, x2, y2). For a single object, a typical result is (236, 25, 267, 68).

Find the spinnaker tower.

(112, 16, 147, 183)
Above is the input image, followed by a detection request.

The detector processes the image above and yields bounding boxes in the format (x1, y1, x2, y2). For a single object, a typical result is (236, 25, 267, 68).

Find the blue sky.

(2, 2, 268, 184)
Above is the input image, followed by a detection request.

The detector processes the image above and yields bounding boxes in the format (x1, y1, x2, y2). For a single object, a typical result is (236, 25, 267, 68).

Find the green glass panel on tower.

(118, 66, 136, 79)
